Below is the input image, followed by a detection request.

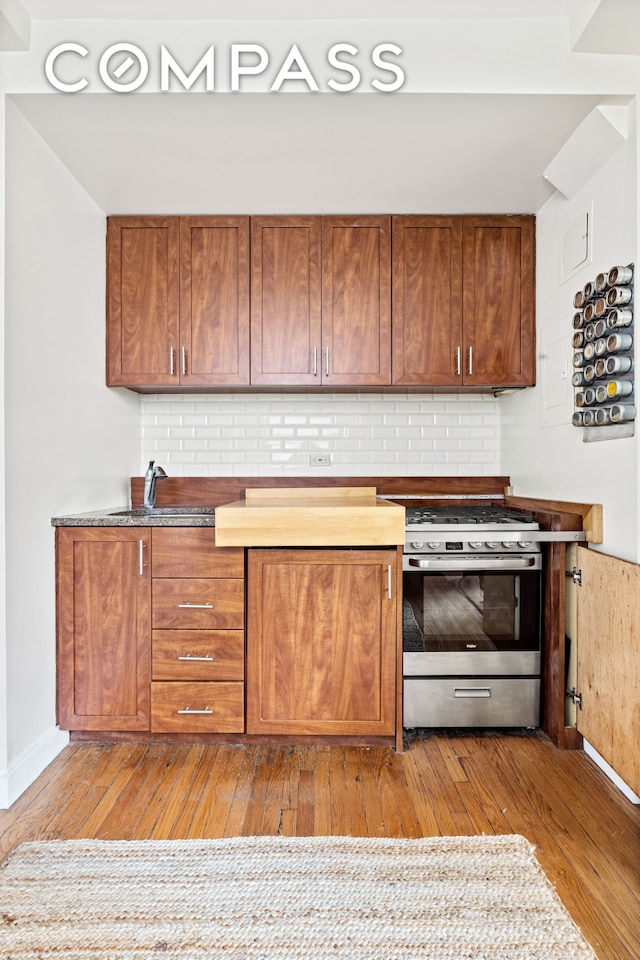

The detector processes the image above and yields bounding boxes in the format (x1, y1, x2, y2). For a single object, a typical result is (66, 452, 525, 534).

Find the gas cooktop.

(405, 505, 537, 528)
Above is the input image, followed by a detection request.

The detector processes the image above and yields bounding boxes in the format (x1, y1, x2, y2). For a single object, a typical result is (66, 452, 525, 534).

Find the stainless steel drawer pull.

(387, 564, 392, 600)
(312, 346, 318, 376)
(468, 345, 473, 375)
(178, 654, 214, 662)
(169, 346, 175, 375)
(181, 346, 187, 376)
(177, 706, 213, 715)
(454, 687, 491, 699)
(139, 540, 145, 576)
(325, 346, 330, 376)
(456, 346, 461, 376)
(177, 603, 213, 609)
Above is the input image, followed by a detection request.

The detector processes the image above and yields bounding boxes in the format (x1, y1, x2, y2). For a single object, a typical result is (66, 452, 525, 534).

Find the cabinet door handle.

(312, 346, 318, 376)
(177, 706, 213, 715)
(177, 603, 213, 609)
(177, 654, 214, 662)
(468, 345, 473, 376)
(139, 540, 145, 576)
(387, 564, 392, 600)
(325, 346, 330, 377)
(169, 346, 175, 376)
(456, 346, 461, 376)
(181, 346, 187, 376)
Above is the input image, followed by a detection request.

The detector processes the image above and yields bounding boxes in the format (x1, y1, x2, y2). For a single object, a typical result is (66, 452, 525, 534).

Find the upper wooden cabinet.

(107, 216, 250, 387)
(108, 213, 534, 390)
(392, 216, 463, 385)
(251, 215, 391, 386)
(462, 216, 535, 387)
(251, 216, 322, 386)
(322, 216, 391, 386)
(392, 214, 535, 387)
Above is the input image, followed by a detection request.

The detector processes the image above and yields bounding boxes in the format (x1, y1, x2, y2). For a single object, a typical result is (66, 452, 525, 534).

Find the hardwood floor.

(1, 730, 639, 959)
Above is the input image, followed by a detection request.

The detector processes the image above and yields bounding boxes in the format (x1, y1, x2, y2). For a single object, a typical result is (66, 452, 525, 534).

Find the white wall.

(501, 116, 638, 562)
(0, 102, 139, 806)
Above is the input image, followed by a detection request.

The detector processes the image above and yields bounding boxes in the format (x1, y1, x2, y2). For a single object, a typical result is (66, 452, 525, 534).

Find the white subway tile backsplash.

(140, 392, 501, 476)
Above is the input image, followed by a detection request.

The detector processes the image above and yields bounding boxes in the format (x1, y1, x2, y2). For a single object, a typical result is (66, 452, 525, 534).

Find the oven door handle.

(406, 556, 539, 571)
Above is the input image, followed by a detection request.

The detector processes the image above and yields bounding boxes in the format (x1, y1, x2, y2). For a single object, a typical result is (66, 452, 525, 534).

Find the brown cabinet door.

(247, 548, 397, 736)
(180, 216, 250, 385)
(107, 216, 180, 387)
(56, 527, 151, 731)
(462, 215, 535, 387)
(250, 216, 322, 385)
(392, 216, 463, 385)
(322, 216, 391, 385)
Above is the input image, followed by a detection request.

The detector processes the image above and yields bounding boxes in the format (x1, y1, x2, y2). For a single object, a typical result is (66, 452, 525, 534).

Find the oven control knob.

(502, 541, 516, 549)
(518, 540, 533, 548)
(410, 542, 426, 550)
(485, 540, 499, 549)
(468, 541, 483, 549)
(427, 541, 441, 550)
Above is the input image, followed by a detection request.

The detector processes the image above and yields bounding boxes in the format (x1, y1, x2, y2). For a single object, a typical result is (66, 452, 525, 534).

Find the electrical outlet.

(310, 454, 332, 466)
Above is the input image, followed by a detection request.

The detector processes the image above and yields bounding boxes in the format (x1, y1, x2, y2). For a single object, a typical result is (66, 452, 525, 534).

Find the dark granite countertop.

(51, 506, 216, 527)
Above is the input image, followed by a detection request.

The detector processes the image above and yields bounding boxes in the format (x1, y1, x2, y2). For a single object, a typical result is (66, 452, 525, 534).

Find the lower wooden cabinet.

(56, 527, 151, 731)
(56, 529, 399, 742)
(150, 528, 245, 733)
(246, 548, 398, 736)
(56, 526, 245, 736)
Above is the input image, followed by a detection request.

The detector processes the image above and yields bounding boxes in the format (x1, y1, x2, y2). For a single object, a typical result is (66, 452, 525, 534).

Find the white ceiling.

(18, 0, 577, 22)
(4, 0, 636, 215)
(11, 91, 615, 215)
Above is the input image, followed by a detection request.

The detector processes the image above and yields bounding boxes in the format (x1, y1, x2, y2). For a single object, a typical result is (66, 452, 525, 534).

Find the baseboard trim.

(0, 726, 69, 809)
(584, 739, 640, 804)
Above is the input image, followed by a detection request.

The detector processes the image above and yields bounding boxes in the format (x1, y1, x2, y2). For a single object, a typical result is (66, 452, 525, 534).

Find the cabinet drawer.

(152, 528, 244, 579)
(151, 681, 244, 733)
(152, 630, 244, 681)
(152, 579, 244, 629)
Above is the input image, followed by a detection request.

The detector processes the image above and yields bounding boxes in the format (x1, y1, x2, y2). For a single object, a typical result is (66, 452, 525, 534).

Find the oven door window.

(403, 570, 541, 653)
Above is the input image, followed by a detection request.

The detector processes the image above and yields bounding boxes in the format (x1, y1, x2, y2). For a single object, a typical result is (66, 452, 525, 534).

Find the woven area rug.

(0, 835, 597, 959)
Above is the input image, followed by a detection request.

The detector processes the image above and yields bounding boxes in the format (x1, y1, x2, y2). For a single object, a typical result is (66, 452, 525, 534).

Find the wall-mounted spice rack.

(571, 263, 635, 442)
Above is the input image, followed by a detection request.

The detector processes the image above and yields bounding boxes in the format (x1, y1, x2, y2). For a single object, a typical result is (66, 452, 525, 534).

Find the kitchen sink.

(109, 506, 215, 518)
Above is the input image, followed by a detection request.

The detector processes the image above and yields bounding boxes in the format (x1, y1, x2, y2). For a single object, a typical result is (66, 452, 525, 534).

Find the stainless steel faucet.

(143, 461, 168, 509)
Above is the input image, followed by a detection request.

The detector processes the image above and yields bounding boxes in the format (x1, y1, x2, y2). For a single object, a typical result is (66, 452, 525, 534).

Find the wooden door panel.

(251, 216, 322, 385)
(392, 216, 463, 384)
(152, 630, 244, 681)
(180, 216, 250, 385)
(56, 528, 151, 730)
(462, 216, 535, 386)
(322, 216, 391, 385)
(106, 217, 179, 387)
(151, 681, 244, 733)
(151, 528, 244, 579)
(152, 579, 244, 630)
(576, 545, 640, 797)
(247, 548, 396, 735)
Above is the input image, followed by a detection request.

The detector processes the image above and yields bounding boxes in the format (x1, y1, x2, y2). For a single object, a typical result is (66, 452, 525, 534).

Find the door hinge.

(567, 686, 583, 709)
(566, 566, 582, 586)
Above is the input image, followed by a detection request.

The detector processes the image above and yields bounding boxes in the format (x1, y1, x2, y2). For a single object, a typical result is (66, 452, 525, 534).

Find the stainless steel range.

(402, 504, 542, 729)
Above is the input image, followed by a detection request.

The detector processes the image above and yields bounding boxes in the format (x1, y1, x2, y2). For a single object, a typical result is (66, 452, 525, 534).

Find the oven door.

(403, 554, 542, 678)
